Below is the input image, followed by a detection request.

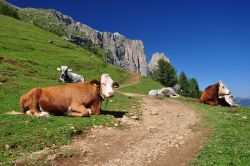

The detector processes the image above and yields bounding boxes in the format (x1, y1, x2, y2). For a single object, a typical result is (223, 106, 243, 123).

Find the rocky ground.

(51, 93, 208, 166)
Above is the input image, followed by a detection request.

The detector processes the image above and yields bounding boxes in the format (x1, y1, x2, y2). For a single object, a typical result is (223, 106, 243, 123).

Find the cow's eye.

(101, 83, 106, 86)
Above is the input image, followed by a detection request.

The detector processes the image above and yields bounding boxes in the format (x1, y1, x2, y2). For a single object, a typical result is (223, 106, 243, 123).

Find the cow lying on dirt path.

(20, 74, 119, 117)
(148, 84, 181, 98)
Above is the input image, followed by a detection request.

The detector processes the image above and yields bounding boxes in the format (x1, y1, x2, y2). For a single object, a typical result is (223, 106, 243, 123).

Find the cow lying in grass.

(218, 95, 239, 107)
(57, 65, 84, 83)
(199, 81, 238, 106)
(20, 74, 119, 117)
(148, 84, 181, 98)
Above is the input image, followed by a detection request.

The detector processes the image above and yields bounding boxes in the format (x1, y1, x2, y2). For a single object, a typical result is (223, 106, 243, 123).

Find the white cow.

(148, 84, 181, 98)
(148, 89, 161, 96)
(57, 66, 84, 83)
(158, 87, 179, 98)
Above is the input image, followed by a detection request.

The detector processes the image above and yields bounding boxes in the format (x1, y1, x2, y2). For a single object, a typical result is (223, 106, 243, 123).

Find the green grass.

(181, 98, 250, 165)
(0, 14, 136, 164)
(120, 76, 164, 95)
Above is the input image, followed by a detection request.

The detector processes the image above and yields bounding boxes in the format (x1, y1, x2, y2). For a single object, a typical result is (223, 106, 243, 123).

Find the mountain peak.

(148, 52, 170, 71)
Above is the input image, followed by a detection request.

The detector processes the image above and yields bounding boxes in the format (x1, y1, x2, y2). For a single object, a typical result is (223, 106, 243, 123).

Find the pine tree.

(188, 78, 200, 98)
(178, 71, 190, 96)
(151, 59, 177, 87)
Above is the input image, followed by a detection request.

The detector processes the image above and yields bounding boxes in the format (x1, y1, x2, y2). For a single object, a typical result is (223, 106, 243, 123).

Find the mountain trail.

(53, 93, 209, 166)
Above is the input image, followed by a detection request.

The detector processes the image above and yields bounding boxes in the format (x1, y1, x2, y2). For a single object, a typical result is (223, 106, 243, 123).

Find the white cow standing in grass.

(57, 66, 84, 83)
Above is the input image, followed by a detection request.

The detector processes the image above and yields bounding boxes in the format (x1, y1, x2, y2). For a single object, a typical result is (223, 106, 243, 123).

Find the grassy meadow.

(179, 98, 250, 166)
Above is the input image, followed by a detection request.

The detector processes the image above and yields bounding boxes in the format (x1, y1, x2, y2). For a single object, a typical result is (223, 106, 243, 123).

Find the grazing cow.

(20, 74, 119, 117)
(48, 40, 54, 44)
(148, 84, 181, 97)
(57, 66, 84, 83)
(199, 81, 231, 106)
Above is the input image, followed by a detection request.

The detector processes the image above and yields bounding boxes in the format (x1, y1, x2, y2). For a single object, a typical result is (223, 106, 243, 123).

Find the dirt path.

(53, 93, 208, 166)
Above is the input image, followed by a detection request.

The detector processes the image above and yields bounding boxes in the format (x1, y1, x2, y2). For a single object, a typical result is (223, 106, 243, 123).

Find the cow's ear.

(90, 80, 100, 87)
(68, 68, 72, 72)
(112, 82, 119, 88)
(57, 67, 61, 71)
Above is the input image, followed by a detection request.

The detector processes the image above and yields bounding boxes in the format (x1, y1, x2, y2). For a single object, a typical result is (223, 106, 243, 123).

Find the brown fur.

(20, 80, 105, 117)
(199, 82, 220, 106)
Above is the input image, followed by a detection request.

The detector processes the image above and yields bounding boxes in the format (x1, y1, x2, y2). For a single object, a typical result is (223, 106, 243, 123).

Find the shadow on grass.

(101, 110, 127, 118)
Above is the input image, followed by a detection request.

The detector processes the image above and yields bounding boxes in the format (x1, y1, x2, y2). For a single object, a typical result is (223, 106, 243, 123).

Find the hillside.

(17, 7, 148, 75)
(0, 13, 133, 164)
(0, 12, 165, 164)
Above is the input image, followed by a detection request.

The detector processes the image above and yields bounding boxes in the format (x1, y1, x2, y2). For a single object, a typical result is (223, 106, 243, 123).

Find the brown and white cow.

(20, 74, 119, 117)
(199, 81, 231, 106)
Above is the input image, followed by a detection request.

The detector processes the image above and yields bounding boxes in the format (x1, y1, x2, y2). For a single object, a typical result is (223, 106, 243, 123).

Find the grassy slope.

(0, 14, 137, 164)
(181, 98, 250, 165)
(120, 76, 164, 95)
(18, 8, 118, 69)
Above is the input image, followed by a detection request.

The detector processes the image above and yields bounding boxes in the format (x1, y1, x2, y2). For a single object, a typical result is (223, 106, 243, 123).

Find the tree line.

(151, 59, 201, 98)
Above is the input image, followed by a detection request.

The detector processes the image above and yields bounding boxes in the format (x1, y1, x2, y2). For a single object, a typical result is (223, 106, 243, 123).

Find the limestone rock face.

(19, 8, 148, 75)
(148, 52, 170, 71)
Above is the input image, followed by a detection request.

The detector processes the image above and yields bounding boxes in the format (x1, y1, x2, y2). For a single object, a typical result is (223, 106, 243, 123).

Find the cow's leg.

(26, 108, 40, 117)
(91, 99, 101, 115)
(67, 103, 89, 117)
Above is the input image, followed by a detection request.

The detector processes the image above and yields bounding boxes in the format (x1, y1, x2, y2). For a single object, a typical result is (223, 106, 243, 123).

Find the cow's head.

(57, 66, 72, 80)
(218, 81, 231, 96)
(173, 84, 182, 93)
(219, 95, 235, 106)
(100, 74, 119, 98)
(91, 74, 119, 99)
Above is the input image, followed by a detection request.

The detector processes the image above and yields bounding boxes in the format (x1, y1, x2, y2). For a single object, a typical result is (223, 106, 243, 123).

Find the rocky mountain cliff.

(16, 7, 147, 75)
(148, 52, 170, 71)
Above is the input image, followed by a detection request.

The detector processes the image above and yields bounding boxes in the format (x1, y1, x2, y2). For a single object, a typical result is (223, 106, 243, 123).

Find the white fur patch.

(87, 108, 92, 115)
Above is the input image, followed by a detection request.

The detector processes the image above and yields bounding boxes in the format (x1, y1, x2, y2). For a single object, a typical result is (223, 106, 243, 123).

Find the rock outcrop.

(18, 8, 148, 75)
(148, 52, 170, 71)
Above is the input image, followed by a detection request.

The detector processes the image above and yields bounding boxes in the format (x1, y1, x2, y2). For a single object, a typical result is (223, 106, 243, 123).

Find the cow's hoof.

(26, 110, 32, 116)
(39, 111, 50, 117)
(87, 109, 92, 115)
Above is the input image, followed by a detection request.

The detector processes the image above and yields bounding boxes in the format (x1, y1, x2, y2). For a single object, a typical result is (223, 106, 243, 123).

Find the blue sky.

(8, 0, 250, 97)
